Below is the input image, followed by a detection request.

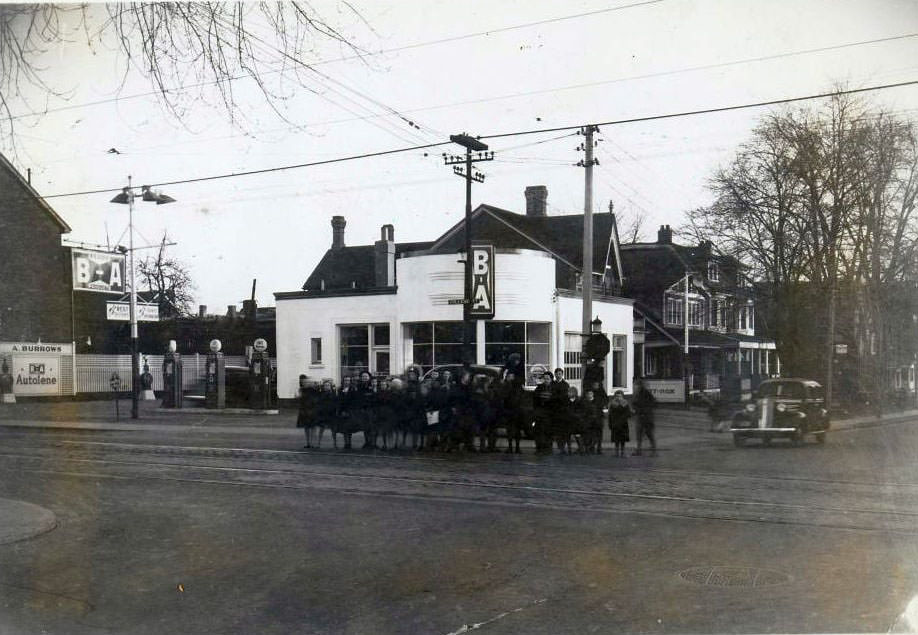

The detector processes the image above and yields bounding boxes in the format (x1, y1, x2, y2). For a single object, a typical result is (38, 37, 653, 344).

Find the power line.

(19, 30, 915, 157)
(36, 78, 918, 200)
(479, 79, 918, 140)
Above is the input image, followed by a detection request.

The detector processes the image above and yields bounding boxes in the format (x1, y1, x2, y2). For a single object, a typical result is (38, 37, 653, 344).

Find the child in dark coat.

(608, 390, 632, 457)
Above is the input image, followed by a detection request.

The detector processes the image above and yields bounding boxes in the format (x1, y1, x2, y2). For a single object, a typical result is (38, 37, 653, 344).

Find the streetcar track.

(1, 448, 916, 521)
(9, 464, 918, 537)
(8, 438, 918, 491)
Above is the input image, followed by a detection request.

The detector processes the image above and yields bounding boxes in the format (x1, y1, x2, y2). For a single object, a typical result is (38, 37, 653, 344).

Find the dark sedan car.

(420, 364, 504, 382)
(729, 378, 830, 447)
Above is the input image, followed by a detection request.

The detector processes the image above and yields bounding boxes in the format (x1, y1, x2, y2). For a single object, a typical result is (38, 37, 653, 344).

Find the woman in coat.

(336, 375, 357, 450)
(296, 374, 320, 449)
(608, 390, 632, 457)
(314, 379, 337, 449)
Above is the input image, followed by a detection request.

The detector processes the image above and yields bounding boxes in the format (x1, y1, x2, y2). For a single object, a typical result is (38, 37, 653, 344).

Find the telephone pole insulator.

(446, 133, 495, 366)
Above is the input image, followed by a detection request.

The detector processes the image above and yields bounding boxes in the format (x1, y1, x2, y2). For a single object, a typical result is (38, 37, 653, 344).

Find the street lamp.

(591, 316, 603, 334)
(111, 177, 175, 419)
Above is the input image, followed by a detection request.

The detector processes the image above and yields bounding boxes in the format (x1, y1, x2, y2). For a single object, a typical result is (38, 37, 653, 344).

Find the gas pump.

(161, 340, 183, 408)
(0, 356, 14, 404)
(249, 338, 273, 409)
(205, 339, 225, 409)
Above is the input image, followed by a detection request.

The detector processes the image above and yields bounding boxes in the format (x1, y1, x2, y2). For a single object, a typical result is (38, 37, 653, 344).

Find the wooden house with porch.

(621, 225, 778, 401)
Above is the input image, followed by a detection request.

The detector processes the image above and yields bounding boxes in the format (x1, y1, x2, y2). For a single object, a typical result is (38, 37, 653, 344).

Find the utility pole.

(577, 125, 600, 381)
(444, 134, 494, 366)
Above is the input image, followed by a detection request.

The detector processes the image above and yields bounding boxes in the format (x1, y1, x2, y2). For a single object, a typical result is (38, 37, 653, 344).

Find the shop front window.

(403, 321, 474, 375)
(485, 321, 551, 384)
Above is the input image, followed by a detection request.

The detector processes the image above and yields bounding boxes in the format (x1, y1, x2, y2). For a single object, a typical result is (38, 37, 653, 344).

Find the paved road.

(1, 410, 917, 633)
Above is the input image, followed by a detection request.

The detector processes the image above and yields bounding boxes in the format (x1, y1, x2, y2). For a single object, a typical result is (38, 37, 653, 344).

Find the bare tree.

(136, 235, 195, 318)
(612, 202, 648, 244)
(0, 3, 364, 148)
(686, 93, 918, 405)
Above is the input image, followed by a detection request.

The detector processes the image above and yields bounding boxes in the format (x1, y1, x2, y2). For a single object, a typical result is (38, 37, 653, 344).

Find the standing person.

(336, 375, 357, 450)
(553, 385, 578, 454)
(532, 371, 554, 454)
(500, 372, 525, 454)
(453, 370, 477, 452)
(632, 378, 658, 456)
(296, 374, 320, 449)
(314, 379, 337, 449)
(375, 378, 397, 450)
(414, 371, 433, 451)
(552, 368, 570, 398)
(354, 370, 374, 449)
(608, 390, 632, 457)
(357, 371, 379, 450)
(587, 378, 608, 454)
(581, 389, 603, 454)
(471, 374, 495, 452)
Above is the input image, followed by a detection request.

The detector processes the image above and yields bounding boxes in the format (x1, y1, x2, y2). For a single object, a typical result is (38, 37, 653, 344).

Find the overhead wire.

(208, 13, 438, 148)
(34, 78, 918, 201)
(19, 31, 914, 160)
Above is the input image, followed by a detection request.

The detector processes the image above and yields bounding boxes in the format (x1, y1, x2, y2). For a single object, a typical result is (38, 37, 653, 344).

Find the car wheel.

(733, 434, 746, 447)
(790, 431, 804, 447)
(815, 431, 827, 444)
(762, 436, 772, 447)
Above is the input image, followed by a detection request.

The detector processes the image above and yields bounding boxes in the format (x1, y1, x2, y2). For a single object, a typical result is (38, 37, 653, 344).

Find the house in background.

(274, 185, 635, 398)
(621, 225, 778, 400)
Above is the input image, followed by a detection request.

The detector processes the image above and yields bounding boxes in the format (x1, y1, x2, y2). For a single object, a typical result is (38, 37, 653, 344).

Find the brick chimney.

(198, 305, 207, 318)
(331, 215, 346, 250)
(524, 185, 548, 217)
(374, 224, 395, 287)
(657, 224, 672, 244)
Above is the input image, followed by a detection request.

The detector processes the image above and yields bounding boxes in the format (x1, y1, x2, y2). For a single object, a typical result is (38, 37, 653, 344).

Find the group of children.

(296, 366, 657, 456)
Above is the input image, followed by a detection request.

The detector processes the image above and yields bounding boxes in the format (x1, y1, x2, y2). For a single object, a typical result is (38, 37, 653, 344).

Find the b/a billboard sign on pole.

(465, 244, 495, 320)
(71, 248, 126, 293)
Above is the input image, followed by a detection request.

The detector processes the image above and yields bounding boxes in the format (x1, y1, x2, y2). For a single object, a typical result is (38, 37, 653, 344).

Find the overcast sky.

(5, 0, 918, 313)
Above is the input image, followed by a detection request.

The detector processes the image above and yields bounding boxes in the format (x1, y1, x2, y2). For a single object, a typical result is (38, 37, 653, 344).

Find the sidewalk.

(0, 398, 915, 436)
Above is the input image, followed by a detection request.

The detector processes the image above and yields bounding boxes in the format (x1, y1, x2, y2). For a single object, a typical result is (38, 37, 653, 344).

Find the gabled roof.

(428, 204, 619, 277)
(297, 204, 623, 295)
(619, 239, 748, 305)
(0, 152, 71, 233)
(302, 240, 433, 291)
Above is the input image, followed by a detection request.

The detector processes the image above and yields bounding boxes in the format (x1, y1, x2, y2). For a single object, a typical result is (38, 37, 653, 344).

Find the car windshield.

(757, 381, 805, 399)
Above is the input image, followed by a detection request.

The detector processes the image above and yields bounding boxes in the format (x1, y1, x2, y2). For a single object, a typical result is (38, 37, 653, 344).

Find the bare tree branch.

(0, 2, 366, 149)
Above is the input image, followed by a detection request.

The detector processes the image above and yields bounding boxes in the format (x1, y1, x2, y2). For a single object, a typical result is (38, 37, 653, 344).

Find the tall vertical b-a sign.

(465, 244, 495, 320)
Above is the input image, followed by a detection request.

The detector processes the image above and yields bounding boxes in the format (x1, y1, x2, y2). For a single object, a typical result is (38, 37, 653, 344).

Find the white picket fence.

(74, 354, 273, 394)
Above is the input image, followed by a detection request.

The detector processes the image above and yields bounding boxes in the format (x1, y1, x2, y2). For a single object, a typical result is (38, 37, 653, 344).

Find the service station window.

(611, 334, 627, 389)
(485, 321, 550, 384)
(339, 323, 390, 381)
(310, 337, 322, 365)
(403, 321, 474, 376)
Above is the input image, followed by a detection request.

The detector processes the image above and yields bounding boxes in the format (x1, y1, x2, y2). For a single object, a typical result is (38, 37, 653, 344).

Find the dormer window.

(707, 261, 719, 282)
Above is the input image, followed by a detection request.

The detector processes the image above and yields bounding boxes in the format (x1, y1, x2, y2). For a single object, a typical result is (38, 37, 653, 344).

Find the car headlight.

(776, 403, 787, 413)
(745, 403, 756, 413)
